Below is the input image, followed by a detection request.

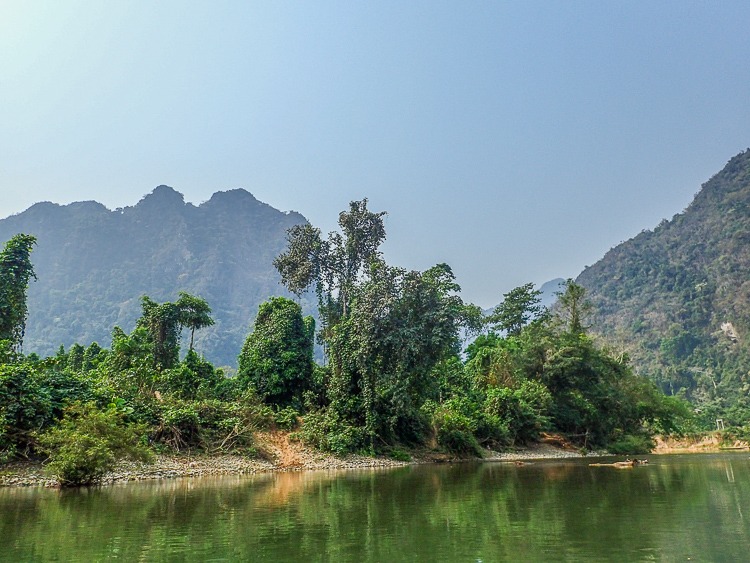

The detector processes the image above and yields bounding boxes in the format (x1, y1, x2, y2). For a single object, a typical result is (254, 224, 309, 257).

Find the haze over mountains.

(2, 149, 750, 413)
(0, 186, 309, 367)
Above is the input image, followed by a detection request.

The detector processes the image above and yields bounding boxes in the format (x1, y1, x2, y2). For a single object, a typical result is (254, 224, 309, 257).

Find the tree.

(556, 279, 592, 334)
(330, 262, 480, 446)
(274, 199, 387, 332)
(137, 296, 181, 370)
(82, 342, 105, 371)
(176, 292, 215, 352)
(237, 297, 314, 408)
(489, 282, 545, 336)
(275, 201, 483, 451)
(67, 343, 85, 372)
(0, 234, 37, 352)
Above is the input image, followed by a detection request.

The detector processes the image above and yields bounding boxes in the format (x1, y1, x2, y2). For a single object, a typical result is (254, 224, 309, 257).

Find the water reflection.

(1, 454, 749, 561)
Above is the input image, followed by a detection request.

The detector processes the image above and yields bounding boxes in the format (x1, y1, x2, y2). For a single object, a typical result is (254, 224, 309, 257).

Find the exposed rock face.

(0, 186, 311, 366)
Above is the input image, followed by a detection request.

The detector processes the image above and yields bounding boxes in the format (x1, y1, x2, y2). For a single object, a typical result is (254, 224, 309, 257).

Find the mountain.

(0, 186, 310, 367)
(538, 278, 565, 309)
(576, 150, 750, 416)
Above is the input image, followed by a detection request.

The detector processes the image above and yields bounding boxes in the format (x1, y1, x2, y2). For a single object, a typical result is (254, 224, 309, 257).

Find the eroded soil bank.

(653, 433, 749, 454)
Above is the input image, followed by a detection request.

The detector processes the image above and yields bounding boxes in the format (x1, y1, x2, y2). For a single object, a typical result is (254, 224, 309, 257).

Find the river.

(2, 453, 748, 561)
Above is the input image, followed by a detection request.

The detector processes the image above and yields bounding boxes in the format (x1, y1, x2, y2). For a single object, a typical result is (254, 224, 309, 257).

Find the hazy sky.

(2, 1, 749, 307)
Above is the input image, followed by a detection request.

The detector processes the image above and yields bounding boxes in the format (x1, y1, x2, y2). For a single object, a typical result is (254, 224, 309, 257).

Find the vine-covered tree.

(137, 296, 182, 370)
(274, 201, 484, 451)
(237, 297, 314, 408)
(274, 199, 387, 332)
(0, 234, 37, 352)
(330, 262, 481, 446)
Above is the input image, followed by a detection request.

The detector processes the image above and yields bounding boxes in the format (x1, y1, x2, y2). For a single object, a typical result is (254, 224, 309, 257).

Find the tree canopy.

(237, 296, 314, 408)
(489, 282, 545, 336)
(0, 234, 36, 352)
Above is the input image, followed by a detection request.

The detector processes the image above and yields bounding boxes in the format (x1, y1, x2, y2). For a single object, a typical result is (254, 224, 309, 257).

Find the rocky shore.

(0, 431, 599, 488)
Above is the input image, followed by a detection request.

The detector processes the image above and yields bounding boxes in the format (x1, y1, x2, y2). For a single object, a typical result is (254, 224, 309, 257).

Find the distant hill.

(577, 150, 750, 417)
(538, 278, 565, 309)
(0, 186, 310, 366)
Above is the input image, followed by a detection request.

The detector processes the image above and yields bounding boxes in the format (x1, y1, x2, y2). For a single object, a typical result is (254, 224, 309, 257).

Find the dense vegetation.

(0, 200, 692, 485)
(577, 149, 750, 430)
(0, 185, 311, 366)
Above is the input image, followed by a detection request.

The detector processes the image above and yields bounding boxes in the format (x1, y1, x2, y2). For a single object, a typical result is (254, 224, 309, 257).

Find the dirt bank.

(653, 433, 749, 454)
(0, 431, 600, 488)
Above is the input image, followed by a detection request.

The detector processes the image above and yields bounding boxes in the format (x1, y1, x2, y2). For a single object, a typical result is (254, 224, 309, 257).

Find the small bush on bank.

(422, 399, 482, 456)
(607, 433, 655, 455)
(274, 406, 300, 430)
(387, 448, 411, 462)
(298, 410, 368, 456)
(153, 391, 273, 453)
(37, 402, 152, 486)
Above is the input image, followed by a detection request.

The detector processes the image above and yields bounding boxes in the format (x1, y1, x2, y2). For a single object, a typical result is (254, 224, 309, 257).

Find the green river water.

(1, 453, 749, 561)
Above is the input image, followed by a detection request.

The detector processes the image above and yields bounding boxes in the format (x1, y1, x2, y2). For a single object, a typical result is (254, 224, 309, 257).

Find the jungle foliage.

(0, 197, 697, 484)
(273, 204, 689, 455)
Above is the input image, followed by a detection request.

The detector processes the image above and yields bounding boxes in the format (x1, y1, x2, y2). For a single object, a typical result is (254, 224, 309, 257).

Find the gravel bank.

(483, 443, 605, 461)
(0, 434, 603, 488)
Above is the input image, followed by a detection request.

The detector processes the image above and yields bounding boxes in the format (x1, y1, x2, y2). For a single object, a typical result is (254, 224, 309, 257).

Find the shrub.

(423, 399, 482, 456)
(388, 448, 411, 462)
(153, 391, 273, 453)
(484, 381, 552, 446)
(274, 406, 300, 430)
(37, 402, 152, 486)
(157, 350, 223, 400)
(298, 410, 368, 456)
(607, 434, 655, 455)
(436, 411, 481, 456)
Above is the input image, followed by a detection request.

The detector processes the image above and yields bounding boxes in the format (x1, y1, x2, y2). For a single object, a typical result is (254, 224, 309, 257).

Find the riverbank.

(0, 430, 599, 488)
(653, 433, 749, 454)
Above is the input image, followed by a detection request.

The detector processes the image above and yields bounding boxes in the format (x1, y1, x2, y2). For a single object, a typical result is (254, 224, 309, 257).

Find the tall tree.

(176, 292, 214, 352)
(489, 282, 545, 336)
(556, 279, 592, 334)
(274, 199, 386, 331)
(137, 296, 181, 370)
(0, 234, 37, 353)
(237, 297, 314, 408)
(330, 262, 480, 446)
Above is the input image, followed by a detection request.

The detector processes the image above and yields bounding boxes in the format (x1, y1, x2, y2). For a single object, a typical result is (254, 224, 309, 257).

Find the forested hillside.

(0, 186, 309, 366)
(577, 150, 750, 424)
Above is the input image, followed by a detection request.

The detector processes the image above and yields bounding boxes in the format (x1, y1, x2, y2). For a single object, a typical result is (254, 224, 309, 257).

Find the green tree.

(176, 292, 215, 352)
(137, 296, 181, 370)
(275, 201, 482, 451)
(82, 342, 105, 371)
(330, 262, 480, 447)
(556, 279, 592, 334)
(274, 199, 387, 333)
(0, 234, 37, 352)
(489, 282, 545, 336)
(237, 297, 314, 408)
(0, 362, 52, 457)
(67, 343, 85, 372)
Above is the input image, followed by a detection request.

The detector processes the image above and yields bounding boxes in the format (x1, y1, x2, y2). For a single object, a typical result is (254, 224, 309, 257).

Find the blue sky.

(2, 1, 749, 307)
